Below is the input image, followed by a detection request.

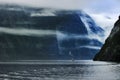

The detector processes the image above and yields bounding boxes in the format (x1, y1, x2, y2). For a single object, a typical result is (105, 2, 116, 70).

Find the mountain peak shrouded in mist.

(94, 16, 120, 62)
(0, 5, 104, 60)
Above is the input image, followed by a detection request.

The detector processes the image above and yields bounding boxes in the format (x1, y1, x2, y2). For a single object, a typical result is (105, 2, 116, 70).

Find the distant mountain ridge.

(0, 4, 104, 61)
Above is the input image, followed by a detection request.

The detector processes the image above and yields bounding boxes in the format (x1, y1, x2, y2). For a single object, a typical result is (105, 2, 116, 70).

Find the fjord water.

(0, 60, 120, 80)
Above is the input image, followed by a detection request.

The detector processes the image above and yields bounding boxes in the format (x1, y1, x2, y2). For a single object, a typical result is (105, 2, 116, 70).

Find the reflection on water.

(0, 60, 120, 80)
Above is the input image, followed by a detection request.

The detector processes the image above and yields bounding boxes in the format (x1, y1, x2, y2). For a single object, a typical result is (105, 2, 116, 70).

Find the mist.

(0, 27, 56, 36)
(0, 0, 93, 10)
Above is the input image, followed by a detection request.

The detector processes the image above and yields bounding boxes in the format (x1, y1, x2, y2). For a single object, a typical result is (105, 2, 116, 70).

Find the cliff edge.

(93, 16, 120, 62)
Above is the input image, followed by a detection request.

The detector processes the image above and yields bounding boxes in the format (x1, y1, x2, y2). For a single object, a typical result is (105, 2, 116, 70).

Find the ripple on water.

(0, 60, 119, 80)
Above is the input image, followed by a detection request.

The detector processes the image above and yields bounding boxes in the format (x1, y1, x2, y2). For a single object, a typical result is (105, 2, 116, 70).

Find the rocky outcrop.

(94, 16, 120, 62)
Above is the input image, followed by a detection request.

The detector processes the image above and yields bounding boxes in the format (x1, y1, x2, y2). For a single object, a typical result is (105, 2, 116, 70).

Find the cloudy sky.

(0, 0, 120, 39)
(0, 0, 119, 24)
(0, 0, 119, 12)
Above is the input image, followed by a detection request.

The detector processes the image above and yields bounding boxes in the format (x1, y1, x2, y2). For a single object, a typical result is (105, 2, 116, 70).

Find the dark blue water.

(0, 60, 119, 80)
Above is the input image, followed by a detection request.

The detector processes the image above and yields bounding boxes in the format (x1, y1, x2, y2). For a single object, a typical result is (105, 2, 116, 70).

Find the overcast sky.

(0, 0, 119, 17)
(0, 0, 92, 9)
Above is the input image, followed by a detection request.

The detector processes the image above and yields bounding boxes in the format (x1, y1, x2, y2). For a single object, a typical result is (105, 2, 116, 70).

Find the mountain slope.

(0, 4, 104, 60)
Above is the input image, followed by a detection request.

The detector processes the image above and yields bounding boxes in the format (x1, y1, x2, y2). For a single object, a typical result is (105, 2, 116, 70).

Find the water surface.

(0, 60, 119, 80)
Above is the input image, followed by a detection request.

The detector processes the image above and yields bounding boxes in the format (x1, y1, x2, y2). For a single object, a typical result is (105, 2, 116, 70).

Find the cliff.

(94, 16, 120, 62)
(0, 4, 104, 61)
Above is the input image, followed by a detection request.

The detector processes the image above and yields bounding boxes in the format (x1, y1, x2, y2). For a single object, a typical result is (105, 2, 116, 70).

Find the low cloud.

(79, 45, 101, 50)
(0, 0, 119, 42)
(88, 13, 118, 39)
(30, 9, 56, 17)
(0, 27, 56, 36)
(0, 0, 92, 10)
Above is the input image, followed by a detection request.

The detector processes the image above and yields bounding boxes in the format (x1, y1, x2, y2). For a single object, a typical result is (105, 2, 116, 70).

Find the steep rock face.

(0, 4, 104, 60)
(94, 16, 120, 62)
